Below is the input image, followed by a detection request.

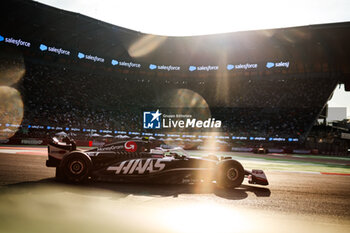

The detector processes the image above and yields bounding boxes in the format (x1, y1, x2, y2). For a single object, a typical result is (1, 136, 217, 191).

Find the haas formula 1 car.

(46, 137, 268, 188)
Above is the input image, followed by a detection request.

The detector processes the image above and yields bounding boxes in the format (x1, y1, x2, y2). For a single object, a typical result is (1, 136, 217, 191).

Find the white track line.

(272, 170, 321, 175)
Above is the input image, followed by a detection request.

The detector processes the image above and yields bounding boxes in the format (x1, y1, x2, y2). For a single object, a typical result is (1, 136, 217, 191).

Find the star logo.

(143, 110, 162, 129)
(150, 109, 161, 122)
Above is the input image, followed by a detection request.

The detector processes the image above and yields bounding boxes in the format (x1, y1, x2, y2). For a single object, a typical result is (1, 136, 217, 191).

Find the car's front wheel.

(59, 152, 92, 183)
(216, 160, 244, 188)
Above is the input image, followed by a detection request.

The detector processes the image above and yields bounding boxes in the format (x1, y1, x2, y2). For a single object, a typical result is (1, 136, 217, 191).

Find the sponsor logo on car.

(21, 139, 43, 145)
(124, 141, 137, 152)
(107, 158, 166, 174)
(99, 145, 124, 151)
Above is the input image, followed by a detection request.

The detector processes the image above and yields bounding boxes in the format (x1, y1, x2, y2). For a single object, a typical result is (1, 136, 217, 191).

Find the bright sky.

(37, 0, 350, 118)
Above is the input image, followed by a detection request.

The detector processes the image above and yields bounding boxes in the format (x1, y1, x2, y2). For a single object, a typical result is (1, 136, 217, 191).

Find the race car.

(46, 137, 268, 188)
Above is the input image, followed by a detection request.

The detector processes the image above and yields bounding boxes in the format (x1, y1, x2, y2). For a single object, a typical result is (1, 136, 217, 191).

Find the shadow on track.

(2, 178, 271, 200)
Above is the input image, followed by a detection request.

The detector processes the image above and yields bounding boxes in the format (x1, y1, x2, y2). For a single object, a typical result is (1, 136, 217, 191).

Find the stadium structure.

(0, 0, 350, 154)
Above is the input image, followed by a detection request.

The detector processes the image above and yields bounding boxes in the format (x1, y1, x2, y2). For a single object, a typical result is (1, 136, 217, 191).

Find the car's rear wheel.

(216, 160, 244, 188)
(59, 152, 92, 183)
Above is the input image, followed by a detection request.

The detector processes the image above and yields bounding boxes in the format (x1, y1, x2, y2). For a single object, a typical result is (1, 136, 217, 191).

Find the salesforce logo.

(0, 35, 30, 47)
(266, 62, 275, 68)
(78, 52, 85, 59)
(227, 64, 234, 70)
(189, 66, 197, 72)
(39, 44, 47, 51)
(149, 64, 157, 70)
(111, 59, 118, 66)
(149, 63, 180, 71)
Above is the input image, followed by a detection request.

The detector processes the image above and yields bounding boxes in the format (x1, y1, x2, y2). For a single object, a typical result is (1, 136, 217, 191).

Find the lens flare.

(0, 46, 25, 86)
(215, 71, 231, 106)
(157, 88, 211, 146)
(128, 34, 167, 58)
(0, 86, 24, 140)
(158, 203, 247, 233)
(158, 88, 229, 150)
(159, 88, 210, 113)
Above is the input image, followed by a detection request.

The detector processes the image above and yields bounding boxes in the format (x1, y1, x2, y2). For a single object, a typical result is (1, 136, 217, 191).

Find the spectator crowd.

(7, 62, 337, 140)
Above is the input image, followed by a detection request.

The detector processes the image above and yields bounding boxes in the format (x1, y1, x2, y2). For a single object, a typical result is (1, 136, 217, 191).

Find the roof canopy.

(1, 0, 350, 79)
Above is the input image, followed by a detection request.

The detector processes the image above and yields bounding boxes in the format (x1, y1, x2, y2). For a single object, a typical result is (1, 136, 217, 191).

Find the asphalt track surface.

(0, 146, 350, 233)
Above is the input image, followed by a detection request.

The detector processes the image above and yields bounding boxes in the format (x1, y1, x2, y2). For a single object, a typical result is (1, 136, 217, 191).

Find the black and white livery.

(46, 137, 268, 188)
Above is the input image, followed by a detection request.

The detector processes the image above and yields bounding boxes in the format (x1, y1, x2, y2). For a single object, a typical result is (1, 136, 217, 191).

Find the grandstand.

(0, 0, 350, 154)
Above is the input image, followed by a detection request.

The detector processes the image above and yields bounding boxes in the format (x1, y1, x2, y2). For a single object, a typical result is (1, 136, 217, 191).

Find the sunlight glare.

(0, 86, 24, 140)
(128, 35, 167, 58)
(158, 202, 248, 233)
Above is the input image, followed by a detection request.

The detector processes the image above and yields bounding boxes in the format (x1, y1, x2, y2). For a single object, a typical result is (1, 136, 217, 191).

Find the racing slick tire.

(59, 151, 92, 183)
(216, 160, 244, 188)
